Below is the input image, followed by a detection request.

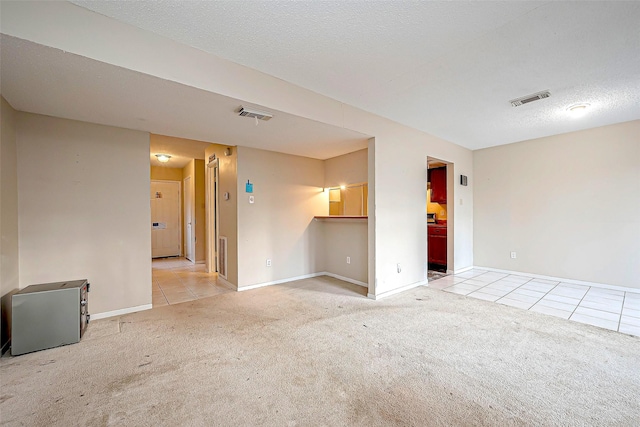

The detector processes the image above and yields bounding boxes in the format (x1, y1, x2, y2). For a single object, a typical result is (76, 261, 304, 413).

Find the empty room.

(1, 1, 638, 425)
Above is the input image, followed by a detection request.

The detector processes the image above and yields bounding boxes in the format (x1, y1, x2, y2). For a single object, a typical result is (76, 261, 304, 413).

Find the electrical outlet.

(397, 263, 402, 273)
(346, 256, 351, 264)
(266, 259, 272, 267)
(510, 252, 517, 259)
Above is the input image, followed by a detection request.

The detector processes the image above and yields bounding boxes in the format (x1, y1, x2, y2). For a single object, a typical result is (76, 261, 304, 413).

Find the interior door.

(184, 176, 194, 262)
(151, 180, 181, 258)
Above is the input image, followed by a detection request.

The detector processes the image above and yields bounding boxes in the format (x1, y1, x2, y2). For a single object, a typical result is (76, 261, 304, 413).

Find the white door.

(184, 176, 194, 262)
(151, 180, 181, 258)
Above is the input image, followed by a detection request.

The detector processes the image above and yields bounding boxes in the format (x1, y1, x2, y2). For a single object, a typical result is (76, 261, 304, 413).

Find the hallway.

(152, 257, 233, 306)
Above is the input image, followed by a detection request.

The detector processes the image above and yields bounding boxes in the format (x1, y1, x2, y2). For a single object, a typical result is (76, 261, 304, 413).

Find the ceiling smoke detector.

(238, 106, 273, 121)
(509, 90, 551, 107)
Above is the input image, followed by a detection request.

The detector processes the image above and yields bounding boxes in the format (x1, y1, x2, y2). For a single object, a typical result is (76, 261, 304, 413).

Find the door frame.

(426, 157, 454, 275)
(205, 158, 220, 273)
(183, 175, 195, 262)
(150, 179, 182, 258)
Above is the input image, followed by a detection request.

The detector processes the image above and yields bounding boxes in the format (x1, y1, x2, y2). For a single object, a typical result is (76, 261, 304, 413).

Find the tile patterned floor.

(429, 269, 640, 337)
(152, 257, 233, 307)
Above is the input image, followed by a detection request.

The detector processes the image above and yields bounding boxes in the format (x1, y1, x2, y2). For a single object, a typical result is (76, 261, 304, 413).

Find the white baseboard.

(91, 304, 153, 320)
(473, 266, 640, 294)
(237, 272, 369, 292)
(453, 266, 474, 274)
(237, 272, 325, 292)
(323, 273, 368, 288)
(368, 280, 427, 300)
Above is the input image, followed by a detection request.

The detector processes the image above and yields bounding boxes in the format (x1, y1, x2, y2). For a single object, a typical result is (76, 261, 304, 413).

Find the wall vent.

(218, 236, 228, 279)
(509, 90, 551, 107)
(238, 106, 273, 121)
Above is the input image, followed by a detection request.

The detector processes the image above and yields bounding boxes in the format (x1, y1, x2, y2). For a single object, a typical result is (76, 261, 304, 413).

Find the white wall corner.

(367, 280, 427, 300)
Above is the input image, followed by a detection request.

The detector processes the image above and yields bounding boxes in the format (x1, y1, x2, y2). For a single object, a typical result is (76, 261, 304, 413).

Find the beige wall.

(1, 97, 19, 296)
(324, 148, 368, 188)
(474, 120, 640, 289)
(4, 2, 476, 298)
(182, 159, 206, 262)
(321, 149, 368, 283)
(321, 220, 368, 284)
(365, 124, 473, 295)
(1, 96, 20, 350)
(204, 144, 238, 285)
(151, 166, 183, 181)
(236, 147, 326, 288)
(16, 113, 152, 314)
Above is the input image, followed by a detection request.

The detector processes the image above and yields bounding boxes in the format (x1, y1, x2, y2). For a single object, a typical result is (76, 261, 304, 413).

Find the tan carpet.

(1, 276, 639, 426)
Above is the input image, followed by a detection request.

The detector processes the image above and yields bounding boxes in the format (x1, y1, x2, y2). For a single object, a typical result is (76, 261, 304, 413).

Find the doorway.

(427, 157, 452, 280)
(205, 158, 220, 274)
(151, 180, 181, 258)
(184, 175, 195, 262)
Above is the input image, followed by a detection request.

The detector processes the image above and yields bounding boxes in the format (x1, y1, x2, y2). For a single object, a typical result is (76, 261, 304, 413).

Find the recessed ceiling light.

(567, 104, 590, 117)
(155, 154, 171, 163)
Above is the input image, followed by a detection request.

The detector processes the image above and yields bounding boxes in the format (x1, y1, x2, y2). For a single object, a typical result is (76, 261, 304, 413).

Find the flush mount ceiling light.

(155, 154, 171, 163)
(567, 103, 591, 117)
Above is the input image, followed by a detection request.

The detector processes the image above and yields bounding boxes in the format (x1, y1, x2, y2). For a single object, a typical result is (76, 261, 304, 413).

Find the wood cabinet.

(428, 225, 447, 266)
(429, 167, 447, 204)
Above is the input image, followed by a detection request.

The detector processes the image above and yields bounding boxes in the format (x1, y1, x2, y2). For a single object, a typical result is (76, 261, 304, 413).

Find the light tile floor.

(429, 269, 640, 337)
(152, 257, 233, 307)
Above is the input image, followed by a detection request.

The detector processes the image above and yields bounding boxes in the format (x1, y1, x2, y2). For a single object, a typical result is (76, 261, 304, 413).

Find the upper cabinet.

(429, 167, 447, 204)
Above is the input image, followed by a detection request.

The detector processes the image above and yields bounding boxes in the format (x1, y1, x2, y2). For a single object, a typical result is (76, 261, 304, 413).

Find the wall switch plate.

(397, 263, 402, 273)
(266, 259, 272, 267)
(346, 256, 351, 264)
(510, 252, 517, 259)
(249, 195, 255, 204)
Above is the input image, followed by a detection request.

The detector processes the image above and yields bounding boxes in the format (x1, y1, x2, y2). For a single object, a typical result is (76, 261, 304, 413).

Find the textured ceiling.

(70, 0, 640, 149)
(0, 36, 369, 160)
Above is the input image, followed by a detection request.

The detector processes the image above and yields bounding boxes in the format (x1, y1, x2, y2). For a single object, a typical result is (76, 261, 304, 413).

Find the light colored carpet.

(1, 276, 639, 426)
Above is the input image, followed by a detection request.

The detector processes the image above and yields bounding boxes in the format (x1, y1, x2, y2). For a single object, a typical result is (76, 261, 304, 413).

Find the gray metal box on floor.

(11, 280, 90, 356)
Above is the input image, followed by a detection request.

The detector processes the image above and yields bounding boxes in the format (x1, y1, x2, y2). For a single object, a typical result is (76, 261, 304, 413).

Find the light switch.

(249, 195, 255, 204)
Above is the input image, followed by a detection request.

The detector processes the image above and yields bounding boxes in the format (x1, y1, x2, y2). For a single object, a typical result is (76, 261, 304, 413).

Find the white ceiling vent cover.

(509, 90, 551, 107)
(238, 106, 273, 121)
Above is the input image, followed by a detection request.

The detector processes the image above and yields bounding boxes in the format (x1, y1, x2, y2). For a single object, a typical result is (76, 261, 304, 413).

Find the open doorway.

(151, 180, 181, 258)
(205, 156, 220, 274)
(427, 157, 453, 281)
(149, 134, 223, 307)
(184, 175, 195, 262)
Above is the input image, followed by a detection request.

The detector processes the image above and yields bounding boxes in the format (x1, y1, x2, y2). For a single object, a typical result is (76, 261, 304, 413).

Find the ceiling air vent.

(238, 106, 273, 121)
(509, 90, 551, 107)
